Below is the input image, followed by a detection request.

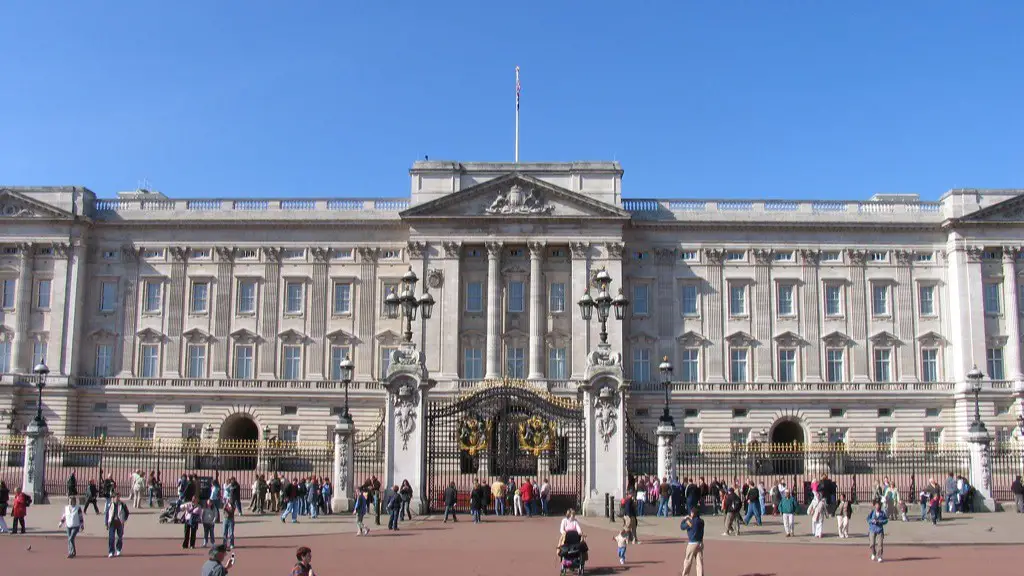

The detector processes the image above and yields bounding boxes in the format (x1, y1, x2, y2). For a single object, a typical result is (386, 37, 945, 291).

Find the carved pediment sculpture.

(821, 330, 853, 347)
(182, 328, 213, 344)
(916, 331, 946, 348)
(869, 331, 903, 348)
(676, 330, 709, 347)
(325, 329, 358, 344)
(136, 327, 165, 343)
(0, 189, 74, 219)
(485, 183, 554, 215)
(725, 331, 757, 347)
(278, 328, 308, 344)
(230, 328, 260, 344)
(773, 331, 806, 347)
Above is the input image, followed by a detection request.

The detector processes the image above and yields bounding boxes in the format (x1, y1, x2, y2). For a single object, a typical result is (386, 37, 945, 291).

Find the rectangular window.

(632, 348, 651, 382)
(282, 345, 302, 380)
(829, 408, 845, 418)
(36, 279, 51, 309)
(828, 429, 846, 444)
(466, 282, 484, 313)
(777, 284, 795, 316)
(142, 281, 161, 313)
(32, 340, 47, 367)
(140, 344, 159, 378)
(915, 252, 934, 262)
(726, 251, 745, 261)
(872, 284, 889, 316)
(506, 346, 526, 378)
(285, 281, 304, 314)
(329, 346, 351, 380)
(1, 279, 15, 309)
(987, 347, 1004, 380)
(464, 347, 483, 380)
(824, 285, 842, 317)
(681, 284, 699, 316)
(633, 284, 650, 315)
(729, 285, 746, 316)
(774, 251, 794, 262)
(921, 349, 938, 383)
(233, 345, 254, 379)
(237, 280, 257, 314)
(821, 251, 841, 262)
(730, 430, 747, 447)
(508, 281, 525, 313)
(379, 346, 396, 379)
(548, 347, 567, 379)
(870, 251, 887, 262)
(185, 404, 202, 414)
(279, 428, 298, 442)
(925, 429, 941, 446)
(681, 348, 699, 382)
(333, 282, 352, 314)
(876, 428, 893, 447)
(877, 408, 893, 418)
(186, 345, 206, 378)
(873, 348, 892, 382)
(137, 403, 154, 413)
(984, 283, 1001, 314)
(0, 341, 11, 373)
(730, 348, 748, 383)
(680, 251, 698, 262)
(825, 349, 844, 383)
(925, 407, 940, 417)
(778, 349, 796, 383)
(684, 408, 699, 418)
(683, 431, 700, 447)
(95, 344, 113, 377)
(138, 426, 155, 440)
(93, 426, 108, 439)
(549, 282, 566, 313)
(99, 280, 118, 311)
(919, 285, 936, 316)
(190, 281, 209, 313)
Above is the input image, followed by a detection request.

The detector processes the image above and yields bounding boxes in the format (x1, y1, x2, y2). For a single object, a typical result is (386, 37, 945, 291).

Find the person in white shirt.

(559, 509, 583, 535)
(106, 492, 131, 557)
(809, 492, 826, 538)
(58, 496, 85, 558)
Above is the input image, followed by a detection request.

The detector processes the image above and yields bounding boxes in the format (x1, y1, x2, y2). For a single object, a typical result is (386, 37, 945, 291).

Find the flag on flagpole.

(516, 66, 521, 112)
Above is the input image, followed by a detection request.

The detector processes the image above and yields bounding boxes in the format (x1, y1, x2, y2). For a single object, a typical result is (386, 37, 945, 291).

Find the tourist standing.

(513, 479, 523, 516)
(202, 499, 219, 548)
(540, 479, 552, 516)
(148, 471, 158, 507)
(867, 500, 888, 563)
(280, 479, 299, 523)
(270, 474, 282, 512)
(202, 544, 235, 576)
(84, 479, 100, 514)
(229, 477, 243, 517)
(809, 492, 826, 538)
(66, 471, 78, 499)
(443, 482, 458, 523)
(182, 496, 201, 549)
(0, 480, 9, 533)
(469, 481, 484, 523)
(10, 486, 29, 534)
(290, 547, 317, 576)
(680, 507, 705, 576)
(306, 477, 320, 520)
(521, 477, 534, 517)
(58, 496, 85, 558)
(722, 487, 741, 536)
(210, 479, 222, 523)
(131, 469, 145, 508)
(320, 478, 331, 515)
(106, 493, 130, 557)
(222, 500, 236, 550)
(386, 484, 402, 530)
(490, 477, 505, 516)
(354, 489, 369, 535)
(836, 493, 853, 538)
(777, 490, 799, 537)
(1011, 475, 1024, 513)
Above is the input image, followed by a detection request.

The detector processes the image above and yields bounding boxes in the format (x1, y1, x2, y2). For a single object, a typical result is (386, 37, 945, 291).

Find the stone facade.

(1, 162, 1023, 451)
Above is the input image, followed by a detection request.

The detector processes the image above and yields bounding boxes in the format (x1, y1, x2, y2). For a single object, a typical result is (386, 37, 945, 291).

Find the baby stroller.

(558, 531, 587, 575)
(158, 500, 182, 524)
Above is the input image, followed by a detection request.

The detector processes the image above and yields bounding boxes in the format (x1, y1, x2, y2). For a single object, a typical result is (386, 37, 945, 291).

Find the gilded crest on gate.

(458, 417, 491, 456)
(518, 416, 556, 456)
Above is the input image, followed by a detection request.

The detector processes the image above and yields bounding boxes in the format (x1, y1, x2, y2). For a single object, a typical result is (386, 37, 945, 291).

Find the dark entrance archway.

(769, 420, 805, 475)
(220, 414, 259, 470)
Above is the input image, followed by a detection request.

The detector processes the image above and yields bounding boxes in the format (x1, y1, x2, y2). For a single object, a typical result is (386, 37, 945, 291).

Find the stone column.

(704, 249, 726, 382)
(528, 242, 545, 381)
(259, 247, 281, 378)
(62, 240, 88, 377)
(384, 371, 432, 514)
(800, 250, 822, 381)
(1002, 248, 1022, 382)
(46, 244, 71, 374)
(569, 242, 591, 380)
(310, 248, 329, 379)
(23, 418, 48, 504)
(437, 242, 462, 380)
(895, 250, 917, 381)
(332, 417, 355, 512)
(948, 241, 986, 382)
(582, 381, 626, 517)
(966, 426, 996, 511)
(484, 242, 503, 380)
(753, 249, 773, 382)
(119, 247, 140, 376)
(847, 250, 869, 381)
(11, 243, 34, 372)
(164, 247, 188, 377)
(355, 248, 378, 381)
(212, 248, 234, 378)
(656, 421, 679, 483)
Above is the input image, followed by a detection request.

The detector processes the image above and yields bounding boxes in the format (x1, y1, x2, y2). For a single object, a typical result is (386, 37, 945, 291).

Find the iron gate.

(625, 417, 659, 480)
(425, 381, 585, 513)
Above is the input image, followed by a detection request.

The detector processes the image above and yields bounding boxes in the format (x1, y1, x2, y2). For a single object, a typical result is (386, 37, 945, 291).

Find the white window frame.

(632, 348, 651, 382)
(920, 348, 939, 383)
(777, 283, 795, 317)
(825, 348, 845, 383)
(549, 282, 566, 313)
(871, 283, 890, 316)
(548, 347, 567, 379)
(918, 284, 936, 317)
(140, 344, 160, 378)
(632, 284, 650, 316)
(681, 283, 700, 317)
(143, 280, 162, 314)
(190, 281, 209, 314)
(282, 345, 302, 380)
(506, 345, 526, 378)
(681, 348, 699, 382)
(333, 282, 352, 315)
(95, 344, 114, 377)
(186, 344, 207, 379)
(824, 284, 843, 317)
(508, 281, 525, 313)
(0, 341, 10, 373)
(329, 345, 352, 380)
(465, 281, 484, 313)
(729, 283, 747, 316)
(1, 279, 15, 309)
(35, 279, 51, 310)
(984, 282, 1002, 315)
(873, 347, 892, 382)
(237, 280, 257, 314)
(729, 348, 748, 383)
(284, 281, 305, 315)
(778, 348, 797, 383)
(463, 347, 483, 380)
(99, 281, 118, 313)
(233, 345, 254, 379)
(987, 347, 1004, 380)
(32, 340, 47, 367)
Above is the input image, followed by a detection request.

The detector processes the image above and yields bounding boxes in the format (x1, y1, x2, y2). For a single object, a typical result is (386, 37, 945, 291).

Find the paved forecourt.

(1, 506, 1021, 576)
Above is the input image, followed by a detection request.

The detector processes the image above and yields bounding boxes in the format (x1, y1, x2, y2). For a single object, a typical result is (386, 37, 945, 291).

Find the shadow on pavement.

(886, 556, 938, 563)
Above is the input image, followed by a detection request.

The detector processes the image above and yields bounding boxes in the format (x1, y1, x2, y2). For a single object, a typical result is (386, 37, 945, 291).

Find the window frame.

(548, 347, 567, 379)
(186, 344, 207, 379)
(777, 283, 796, 317)
(142, 280, 162, 314)
(920, 348, 939, 383)
(94, 344, 114, 377)
(728, 283, 747, 317)
(236, 279, 258, 315)
(463, 347, 483, 380)
(505, 345, 526, 379)
(873, 347, 892, 382)
(987, 347, 1005, 380)
(0, 279, 15, 310)
(729, 348, 748, 383)
(189, 280, 210, 314)
(777, 348, 797, 383)
(871, 283, 890, 317)
(35, 278, 51, 310)
(99, 280, 118, 313)
(282, 344, 303, 380)
(918, 284, 937, 317)
(507, 281, 525, 313)
(233, 344, 255, 379)
(139, 344, 160, 378)
(284, 280, 305, 315)
(825, 348, 845, 383)
(549, 282, 566, 314)
(680, 283, 700, 317)
(983, 282, 1002, 315)
(329, 345, 352, 380)
(680, 348, 700, 382)
(465, 281, 484, 313)
(632, 283, 650, 316)
(332, 282, 352, 315)
(824, 283, 843, 317)
(631, 347, 651, 383)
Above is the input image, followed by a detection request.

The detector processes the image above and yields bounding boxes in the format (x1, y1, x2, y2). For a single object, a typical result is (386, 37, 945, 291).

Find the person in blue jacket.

(867, 500, 889, 563)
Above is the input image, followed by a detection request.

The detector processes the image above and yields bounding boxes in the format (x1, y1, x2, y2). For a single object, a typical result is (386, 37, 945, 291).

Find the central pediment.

(400, 173, 630, 220)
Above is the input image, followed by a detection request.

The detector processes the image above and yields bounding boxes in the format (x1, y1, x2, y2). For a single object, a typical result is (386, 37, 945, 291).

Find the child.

(897, 499, 908, 522)
(353, 489, 369, 536)
(614, 528, 629, 565)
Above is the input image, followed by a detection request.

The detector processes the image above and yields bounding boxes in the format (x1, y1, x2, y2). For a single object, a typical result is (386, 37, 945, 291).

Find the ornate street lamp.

(32, 363, 48, 426)
(1017, 411, 1024, 435)
(577, 270, 629, 344)
(262, 423, 272, 440)
(967, 365, 987, 434)
(339, 356, 354, 422)
(385, 267, 435, 342)
(817, 427, 827, 444)
(658, 357, 674, 426)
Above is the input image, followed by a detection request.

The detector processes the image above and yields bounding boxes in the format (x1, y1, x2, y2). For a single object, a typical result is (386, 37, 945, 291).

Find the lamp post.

(385, 267, 435, 343)
(658, 357, 674, 426)
(967, 365, 987, 434)
(32, 363, 48, 426)
(1017, 411, 1024, 436)
(339, 356, 354, 423)
(577, 269, 628, 344)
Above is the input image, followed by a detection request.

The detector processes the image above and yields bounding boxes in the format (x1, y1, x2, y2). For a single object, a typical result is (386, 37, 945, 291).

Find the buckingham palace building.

(2, 160, 1024, 455)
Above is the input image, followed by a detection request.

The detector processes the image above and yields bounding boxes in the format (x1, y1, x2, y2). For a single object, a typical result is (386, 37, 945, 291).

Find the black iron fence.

(625, 417, 658, 480)
(991, 447, 1023, 502)
(353, 417, 385, 488)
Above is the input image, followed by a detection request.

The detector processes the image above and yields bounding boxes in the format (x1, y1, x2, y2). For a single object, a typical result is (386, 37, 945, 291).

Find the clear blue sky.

(2, 1, 1022, 200)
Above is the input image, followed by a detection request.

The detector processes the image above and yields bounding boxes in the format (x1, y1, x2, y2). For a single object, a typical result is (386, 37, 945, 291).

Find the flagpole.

(515, 66, 520, 163)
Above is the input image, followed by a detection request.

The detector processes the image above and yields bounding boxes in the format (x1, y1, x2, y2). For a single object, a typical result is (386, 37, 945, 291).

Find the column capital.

(753, 248, 773, 266)
(406, 241, 426, 259)
(894, 249, 913, 266)
(169, 246, 189, 263)
(215, 246, 235, 263)
(442, 241, 462, 259)
(1002, 246, 1021, 264)
(357, 247, 378, 262)
(527, 241, 546, 258)
(51, 242, 71, 259)
(604, 242, 624, 259)
(965, 246, 984, 263)
(311, 247, 330, 263)
(16, 242, 34, 259)
(703, 248, 726, 266)
(800, 249, 821, 266)
(262, 246, 282, 263)
(569, 242, 590, 260)
(485, 242, 504, 257)
(846, 249, 869, 266)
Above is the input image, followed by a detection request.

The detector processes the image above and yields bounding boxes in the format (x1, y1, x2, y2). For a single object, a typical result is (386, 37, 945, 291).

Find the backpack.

(729, 497, 741, 513)
(24, 494, 32, 507)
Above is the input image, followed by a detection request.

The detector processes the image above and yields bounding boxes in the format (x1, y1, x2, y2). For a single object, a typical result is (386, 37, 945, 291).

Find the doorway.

(220, 414, 259, 470)
(769, 419, 805, 476)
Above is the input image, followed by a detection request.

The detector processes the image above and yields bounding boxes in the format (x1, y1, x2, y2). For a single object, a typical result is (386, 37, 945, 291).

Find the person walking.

(290, 546, 317, 576)
(836, 493, 853, 538)
(182, 496, 201, 549)
(66, 471, 78, 500)
(809, 492, 827, 538)
(101, 474, 116, 525)
(743, 481, 762, 527)
(443, 482, 458, 523)
(386, 485, 402, 530)
(353, 489, 369, 536)
(320, 478, 331, 515)
(621, 491, 639, 544)
(106, 492, 130, 557)
(222, 500, 236, 550)
(539, 478, 551, 516)
(58, 496, 85, 558)
(867, 500, 889, 563)
(269, 474, 282, 513)
(201, 499, 218, 548)
(722, 487, 741, 536)
(306, 478, 320, 520)
(520, 477, 534, 518)
(84, 479, 100, 515)
(202, 544, 236, 576)
(280, 479, 299, 523)
(131, 469, 145, 509)
(614, 528, 629, 565)
(0, 480, 9, 533)
(513, 480, 524, 516)
(10, 486, 29, 534)
(210, 479, 222, 524)
(777, 489, 799, 537)
(680, 507, 705, 576)
(1011, 475, 1024, 513)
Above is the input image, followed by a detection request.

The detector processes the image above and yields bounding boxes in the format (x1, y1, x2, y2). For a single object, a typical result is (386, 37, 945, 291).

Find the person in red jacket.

(520, 478, 534, 518)
(11, 486, 30, 534)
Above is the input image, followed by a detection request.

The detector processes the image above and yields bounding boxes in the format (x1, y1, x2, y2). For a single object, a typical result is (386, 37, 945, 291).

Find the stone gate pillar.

(23, 418, 48, 504)
(966, 426, 996, 511)
(383, 345, 432, 514)
(657, 422, 678, 483)
(581, 345, 626, 517)
(332, 417, 355, 512)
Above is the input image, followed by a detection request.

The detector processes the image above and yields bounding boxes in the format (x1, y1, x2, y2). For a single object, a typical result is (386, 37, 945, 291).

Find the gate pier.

(383, 345, 432, 514)
(581, 347, 626, 517)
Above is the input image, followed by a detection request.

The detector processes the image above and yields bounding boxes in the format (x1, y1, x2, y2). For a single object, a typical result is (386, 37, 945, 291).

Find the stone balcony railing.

(69, 376, 383, 391)
(90, 197, 410, 221)
(453, 379, 582, 392)
(628, 380, 959, 393)
(622, 198, 944, 223)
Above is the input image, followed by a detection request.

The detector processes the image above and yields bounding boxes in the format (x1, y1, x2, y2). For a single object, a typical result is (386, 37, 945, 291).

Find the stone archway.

(770, 420, 805, 446)
(221, 413, 260, 442)
(220, 414, 260, 471)
(769, 418, 806, 476)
